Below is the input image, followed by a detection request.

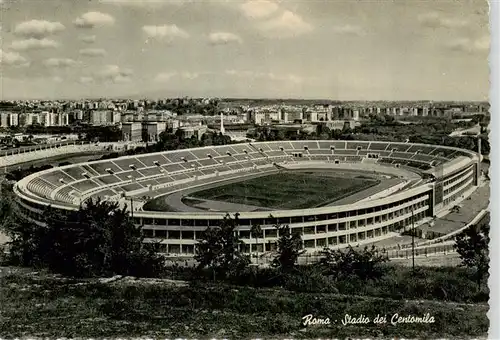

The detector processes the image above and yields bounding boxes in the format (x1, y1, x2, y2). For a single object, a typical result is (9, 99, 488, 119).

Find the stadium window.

(339, 235, 347, 244)
(142, 229, 154, 238)
(169, 231, 180, 239)
(334, 159, 340, 164)
(328, 213, 338, 220)
(265, 229, 277, 238)
(317, 238, 326, 247)
(239, 219, 251, 226)
(304, 215, 316, 222)
(277, 217, 289, 224)
(304, 240, 315, 248)
(168, 219, 180, 226)
(183, 245, 195, 254)
(155, 230, 167, 238)
(170, 245, 180, 254)
(239, 230, 250, 239)
(182, 231, 194, 239)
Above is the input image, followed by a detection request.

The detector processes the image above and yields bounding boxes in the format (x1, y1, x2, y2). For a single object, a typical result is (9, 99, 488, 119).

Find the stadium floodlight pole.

(130, 197, 134, 219)
(411, 207, 415, 273)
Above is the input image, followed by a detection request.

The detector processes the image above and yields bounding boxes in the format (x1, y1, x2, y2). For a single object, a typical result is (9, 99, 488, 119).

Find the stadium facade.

(14, 140, 481, 256)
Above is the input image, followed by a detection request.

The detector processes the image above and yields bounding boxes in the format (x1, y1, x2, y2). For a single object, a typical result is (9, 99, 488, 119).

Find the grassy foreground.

(0, 267, 488, 339)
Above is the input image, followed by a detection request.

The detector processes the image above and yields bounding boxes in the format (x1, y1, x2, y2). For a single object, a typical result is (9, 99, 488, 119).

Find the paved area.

(185, 197, 272, 212)
(331, 178, 405, 206)
(423, 182, 489, 235)
(390, 253, 461, 267)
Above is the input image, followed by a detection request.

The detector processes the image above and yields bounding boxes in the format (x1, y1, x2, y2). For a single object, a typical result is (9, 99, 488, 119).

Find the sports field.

(189, 171, 380, 210)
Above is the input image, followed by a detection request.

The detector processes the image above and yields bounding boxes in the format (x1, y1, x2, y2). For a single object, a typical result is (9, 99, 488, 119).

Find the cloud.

(225, 69, 303, 83)
(142, 24, 189, 41)
(155, 72, 177, 82)
(332, 24, 366, 36)
(99, 0, 185, 6)
(74, 12, 115, 28)
(79, 76, 94, 84)
(79, 35, 96, 43)
(14, 20, 65, 38)
(79, 48, 107, 57)
(43, 58, 79, 68)
(446, 36, 490, 53)
(95, 64, 133, 83)
(154, 71, 208, 82)
(52, 76, 63, 83)
(258, 10, 312, 38)
(0, 49, 30, 67)
(241, 0, 279, 19)
(418, 12, 469, 29)
(181, 72, 199, 80)
(208, 32, 242, 45)
(10, 38, 59, 51)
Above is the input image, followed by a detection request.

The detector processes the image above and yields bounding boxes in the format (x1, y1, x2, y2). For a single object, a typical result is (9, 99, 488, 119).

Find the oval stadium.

(14, 140, 482, 259)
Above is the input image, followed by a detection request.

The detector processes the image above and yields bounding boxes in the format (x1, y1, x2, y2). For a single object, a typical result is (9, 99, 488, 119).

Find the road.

(448, 124, 481, 137)
(0, 140, 86, 157)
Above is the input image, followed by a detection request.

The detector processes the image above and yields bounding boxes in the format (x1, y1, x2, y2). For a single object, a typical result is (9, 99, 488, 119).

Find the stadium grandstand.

(14, 140, 482, 258)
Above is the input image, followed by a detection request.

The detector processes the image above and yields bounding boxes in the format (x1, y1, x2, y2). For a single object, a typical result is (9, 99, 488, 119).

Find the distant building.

(142, 122, 167, 142)
(178, 125, 208, 140)
(0, 112, 10, 127)
(122, 122, 142, 142)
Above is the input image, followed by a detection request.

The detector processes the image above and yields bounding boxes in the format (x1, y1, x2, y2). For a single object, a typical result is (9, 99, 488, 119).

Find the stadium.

(14, 140, 481, 258)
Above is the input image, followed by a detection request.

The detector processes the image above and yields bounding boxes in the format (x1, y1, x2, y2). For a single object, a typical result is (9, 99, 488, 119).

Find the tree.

(250, 224, 263, 264)
(454, 220, 490, 286)
(4, 198, 165, 278)
(272, 224, 304, 272)
(318, 245, 388, 280)
(195, 213, 250, 280)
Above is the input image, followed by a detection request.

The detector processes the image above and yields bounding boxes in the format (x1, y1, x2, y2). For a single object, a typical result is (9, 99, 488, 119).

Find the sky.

(0, 0, 490, 101)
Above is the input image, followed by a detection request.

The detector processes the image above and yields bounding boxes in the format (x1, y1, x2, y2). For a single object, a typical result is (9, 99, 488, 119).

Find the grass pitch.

(189, 171, 379, 210)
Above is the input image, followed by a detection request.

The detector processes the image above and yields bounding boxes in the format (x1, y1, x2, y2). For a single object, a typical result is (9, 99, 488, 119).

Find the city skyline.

(0, 0, 490, 101)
